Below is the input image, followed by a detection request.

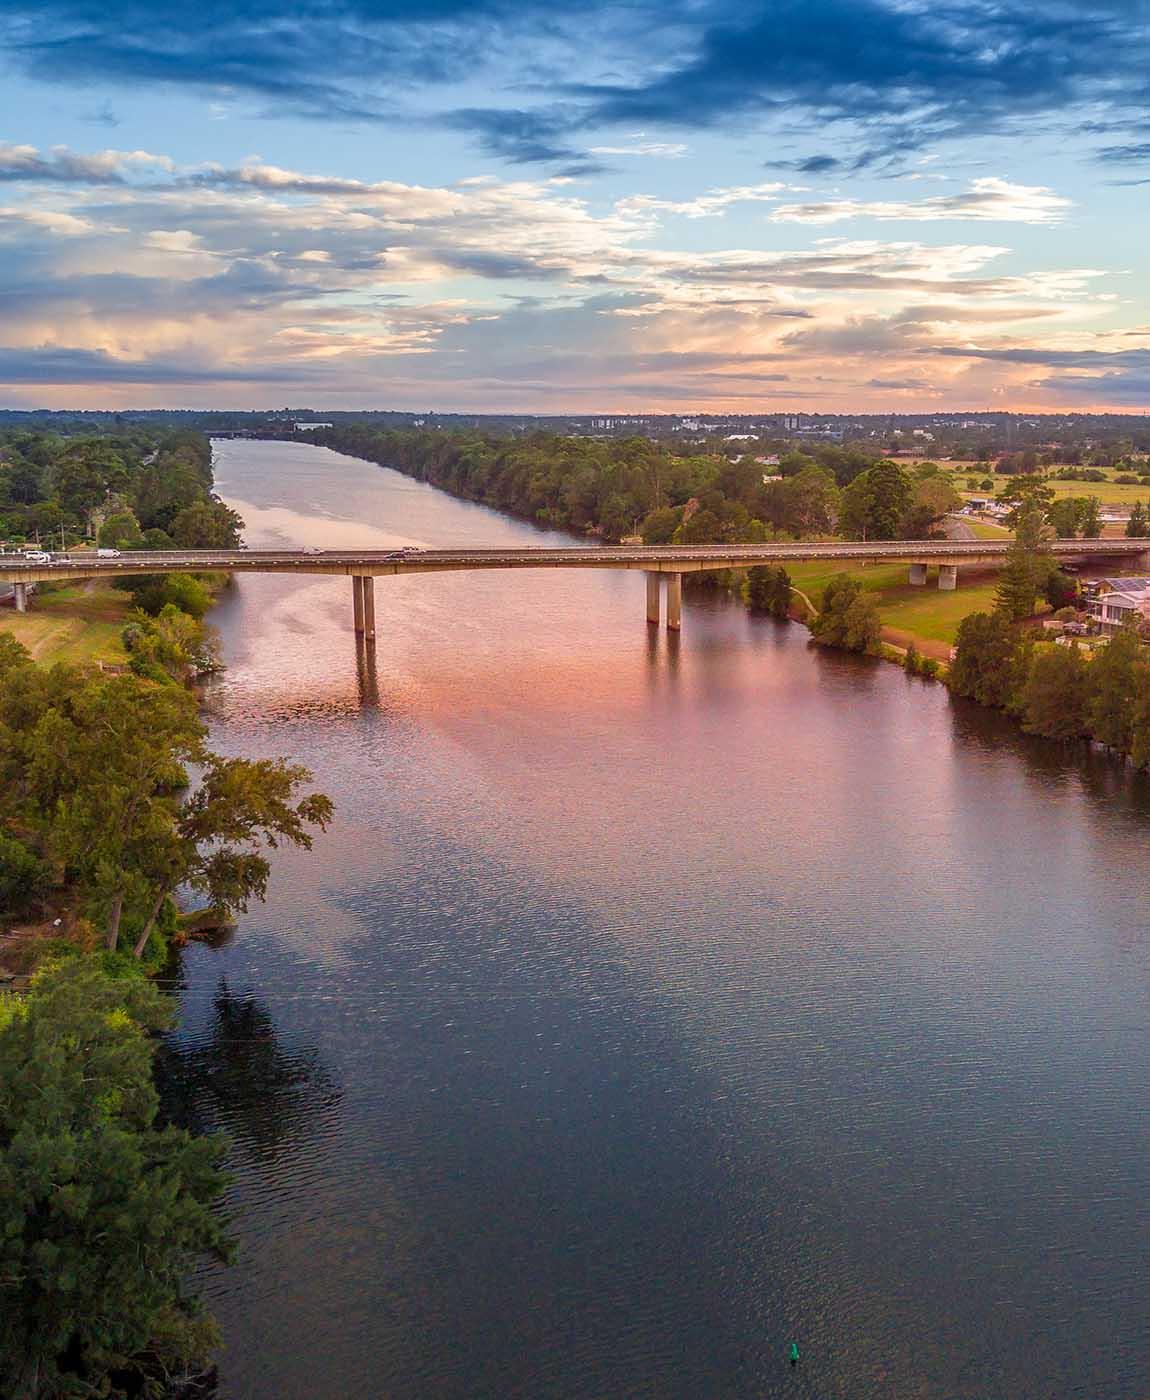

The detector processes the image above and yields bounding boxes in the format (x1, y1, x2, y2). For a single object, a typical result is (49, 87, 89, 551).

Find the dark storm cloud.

(579, 0, 1146, 150)
(3, 0, 1150, 164)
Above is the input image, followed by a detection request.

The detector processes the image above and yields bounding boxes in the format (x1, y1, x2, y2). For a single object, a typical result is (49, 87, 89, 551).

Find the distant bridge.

(3, 538, 1148, 634)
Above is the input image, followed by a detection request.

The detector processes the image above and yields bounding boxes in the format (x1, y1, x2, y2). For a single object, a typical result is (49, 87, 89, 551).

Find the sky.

(1, 0, 1149, 412)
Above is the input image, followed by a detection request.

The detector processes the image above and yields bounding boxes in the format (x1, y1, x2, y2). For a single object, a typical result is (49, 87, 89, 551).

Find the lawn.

(0, 582, 131, 665)
(964, 518, 1013, 539)
(785, 560, 1007, 658)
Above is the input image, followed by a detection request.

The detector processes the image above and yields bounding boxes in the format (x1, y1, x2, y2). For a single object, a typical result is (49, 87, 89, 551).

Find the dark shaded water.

(170, 439, 1150, 1399)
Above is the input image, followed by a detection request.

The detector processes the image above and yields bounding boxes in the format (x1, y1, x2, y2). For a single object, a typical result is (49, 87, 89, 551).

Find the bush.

(810, 575, 882, 654)
(0, 833, 48, 914)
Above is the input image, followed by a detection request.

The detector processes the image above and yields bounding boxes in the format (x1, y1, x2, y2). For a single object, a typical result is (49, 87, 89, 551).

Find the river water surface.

(170, 439, 1150, 1399)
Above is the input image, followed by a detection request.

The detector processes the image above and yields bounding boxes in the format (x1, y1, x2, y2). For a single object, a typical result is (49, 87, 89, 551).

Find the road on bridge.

(3, 536, 1149, 585)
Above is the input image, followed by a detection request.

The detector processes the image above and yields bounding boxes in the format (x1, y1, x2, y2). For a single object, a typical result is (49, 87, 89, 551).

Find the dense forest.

(0, 425, 335, 1397)
(314, 425, 961, 546)
(0, 426, 240, 551)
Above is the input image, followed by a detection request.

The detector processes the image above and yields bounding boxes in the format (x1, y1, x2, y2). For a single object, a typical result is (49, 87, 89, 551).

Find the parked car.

(96, 547, 122, 558)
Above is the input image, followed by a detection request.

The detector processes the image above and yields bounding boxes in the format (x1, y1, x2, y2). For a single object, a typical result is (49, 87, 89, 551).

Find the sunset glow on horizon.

(1, 1, 1149, 413)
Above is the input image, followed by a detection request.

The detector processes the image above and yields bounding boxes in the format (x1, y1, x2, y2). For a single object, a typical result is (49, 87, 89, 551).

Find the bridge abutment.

(909, 563, 927, 586)
(938, 564, 958, 590)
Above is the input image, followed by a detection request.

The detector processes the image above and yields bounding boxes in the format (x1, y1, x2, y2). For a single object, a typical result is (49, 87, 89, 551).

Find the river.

(169, 438, 1150, 1399)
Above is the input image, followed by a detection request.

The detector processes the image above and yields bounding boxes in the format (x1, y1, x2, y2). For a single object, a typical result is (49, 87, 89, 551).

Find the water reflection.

(355, 635, 380, 708)
(160, 981, 341, 1167)
(179, 440, 1150, 1400)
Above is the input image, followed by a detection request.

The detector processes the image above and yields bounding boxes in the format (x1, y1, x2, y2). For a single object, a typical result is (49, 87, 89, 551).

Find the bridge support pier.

(666, 573, 682, 631)
(352, 576, 365, 634)
(908, 562, 928, 586)
(362, 575, 375, 641)
(646, 572, 661, 625)
(938, 564, 958, 591)
(12, 582, 27, 613)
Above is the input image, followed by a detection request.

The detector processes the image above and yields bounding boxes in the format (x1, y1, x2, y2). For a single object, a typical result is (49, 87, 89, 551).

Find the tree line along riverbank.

(0, 426, 335, 1398)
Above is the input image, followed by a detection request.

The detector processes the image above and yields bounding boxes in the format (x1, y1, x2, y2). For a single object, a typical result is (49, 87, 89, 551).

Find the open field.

(0, 582, 130, 665)
(957, 475, 1150, 510)
(785, 560, 1011, 659)
(964, 518, 1013, 539)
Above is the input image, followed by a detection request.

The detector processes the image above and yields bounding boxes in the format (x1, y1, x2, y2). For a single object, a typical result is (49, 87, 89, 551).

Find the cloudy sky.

(1, 0, 1149, 411)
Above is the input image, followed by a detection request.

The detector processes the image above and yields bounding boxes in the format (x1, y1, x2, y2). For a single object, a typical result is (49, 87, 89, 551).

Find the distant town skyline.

(1, 0, 1149, 412)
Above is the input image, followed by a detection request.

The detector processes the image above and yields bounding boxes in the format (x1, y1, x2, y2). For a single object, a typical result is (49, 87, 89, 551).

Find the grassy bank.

(784, 560, 1009, 660)
(0, 582, 131, 665)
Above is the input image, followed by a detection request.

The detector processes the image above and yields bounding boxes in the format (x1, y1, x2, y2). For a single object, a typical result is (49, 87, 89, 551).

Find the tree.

(995, 503, 1051, 621)
(949, 611, 1019, 708)
(1080, 496, 1102, 539)
(1129, 666, 1150, 770)
(809, 575, 881, 653)
(0, 832, 47, 914)
(779, 466, 839, 536)
(0, 959, 229, 1399)
(865, 459, 912, 539)
(837, 471, 875, 539)
(1086, 623, 1143, 751)
(902, 475, 960, 538)
(1048, 497, 1085, 538)
(170, 498, 243, 549)
(998, 477, 1054, 528)
(1127, 500, 1149, 537)
(640, 505, 682, 545)
(0, 654, 332, 957)
(745, 565, 792, 618)
(97, 509, 144, 549)
(1043, 569, 1079, 611)
(1017, 645, 1089, 740)
(838, 460, 909, 540)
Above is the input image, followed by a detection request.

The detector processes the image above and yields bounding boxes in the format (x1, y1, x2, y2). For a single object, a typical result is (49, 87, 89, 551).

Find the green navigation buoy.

(789, 1342, 800, 1366)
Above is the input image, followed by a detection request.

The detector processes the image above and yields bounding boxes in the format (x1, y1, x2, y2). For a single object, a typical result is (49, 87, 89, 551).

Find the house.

(1088, 578, 1150, 634)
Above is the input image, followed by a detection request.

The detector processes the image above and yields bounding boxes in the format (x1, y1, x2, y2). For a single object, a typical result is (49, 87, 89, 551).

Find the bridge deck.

(2, 538, 1149, 585)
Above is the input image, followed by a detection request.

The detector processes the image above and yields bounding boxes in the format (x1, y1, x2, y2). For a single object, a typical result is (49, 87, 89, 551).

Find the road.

(3, 537, 1149, 585)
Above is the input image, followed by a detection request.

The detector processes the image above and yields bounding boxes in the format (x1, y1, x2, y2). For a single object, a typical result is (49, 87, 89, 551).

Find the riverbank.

(0, 580, 132, 665)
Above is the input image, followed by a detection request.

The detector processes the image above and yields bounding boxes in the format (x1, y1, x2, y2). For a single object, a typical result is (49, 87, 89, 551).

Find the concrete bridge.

(3, 538, 1148, 635)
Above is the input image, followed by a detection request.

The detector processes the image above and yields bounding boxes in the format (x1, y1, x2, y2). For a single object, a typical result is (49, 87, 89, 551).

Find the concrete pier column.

(908, 562, 928, 586)
(938, 564, 958, 591)
(352, 575, 365, 634)
(13, 582, 27, 613)
(362, 575, 376, 641)
(666, 573, 682, 631)
(646, 571, 661, 626)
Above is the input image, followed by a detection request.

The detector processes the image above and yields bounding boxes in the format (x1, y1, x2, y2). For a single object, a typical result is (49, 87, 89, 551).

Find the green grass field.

(956, 475, 1150, 509)
(963, 518, 1013, 539)
(785, 560, 1008, 658)
(0, 583, 131, 665)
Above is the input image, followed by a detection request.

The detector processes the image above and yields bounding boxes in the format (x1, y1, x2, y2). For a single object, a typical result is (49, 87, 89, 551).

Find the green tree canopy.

(0, 959, 229, 1398)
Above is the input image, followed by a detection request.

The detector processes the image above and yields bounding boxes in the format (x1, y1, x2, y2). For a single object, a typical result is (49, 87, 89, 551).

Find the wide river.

(170, 438, 1150, 1399)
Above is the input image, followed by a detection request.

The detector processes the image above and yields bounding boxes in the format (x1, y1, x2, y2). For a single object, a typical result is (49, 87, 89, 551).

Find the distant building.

(293, 421, 333, 432)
